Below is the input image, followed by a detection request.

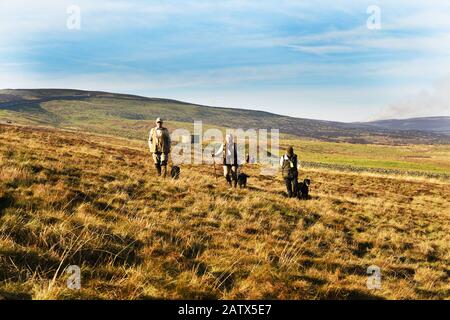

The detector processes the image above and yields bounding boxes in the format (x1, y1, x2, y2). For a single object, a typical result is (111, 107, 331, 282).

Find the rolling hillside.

(363, 117, 450, 134)
(1, 89, 448, 144)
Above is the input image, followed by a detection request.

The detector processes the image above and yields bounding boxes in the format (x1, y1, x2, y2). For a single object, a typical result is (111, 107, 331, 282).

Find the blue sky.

(1, 0, 450, 122)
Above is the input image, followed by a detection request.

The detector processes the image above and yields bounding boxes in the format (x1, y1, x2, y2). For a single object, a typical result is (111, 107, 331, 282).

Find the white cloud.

(372, 76, 450, 120)
(2, 0, 450, 122)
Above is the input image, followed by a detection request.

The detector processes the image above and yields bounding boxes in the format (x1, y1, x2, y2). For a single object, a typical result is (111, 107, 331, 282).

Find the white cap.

(156, 117, 163, 123)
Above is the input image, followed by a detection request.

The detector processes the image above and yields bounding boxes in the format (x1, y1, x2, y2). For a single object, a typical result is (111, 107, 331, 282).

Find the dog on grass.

(171, 166, 180, 179)
(237, 173, 250, 188)
(298, 178, 311, 199)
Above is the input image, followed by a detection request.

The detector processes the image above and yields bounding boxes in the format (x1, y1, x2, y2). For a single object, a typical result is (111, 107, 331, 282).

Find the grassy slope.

(1, 124, 449, 299)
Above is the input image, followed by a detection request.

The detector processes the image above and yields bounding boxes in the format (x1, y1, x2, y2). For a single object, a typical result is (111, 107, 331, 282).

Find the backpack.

(281, 154, 298, 178)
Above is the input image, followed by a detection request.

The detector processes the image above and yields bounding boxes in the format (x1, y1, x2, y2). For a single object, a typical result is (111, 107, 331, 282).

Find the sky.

(1, 0, 450, 122)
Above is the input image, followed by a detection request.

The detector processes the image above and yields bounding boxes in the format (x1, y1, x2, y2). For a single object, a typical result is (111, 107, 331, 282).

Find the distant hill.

(1, 89, 449, 144)
(362, 117, 450, 134)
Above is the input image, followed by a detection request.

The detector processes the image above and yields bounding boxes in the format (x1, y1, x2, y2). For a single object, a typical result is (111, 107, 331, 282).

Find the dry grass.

(0, 124, 449, 300)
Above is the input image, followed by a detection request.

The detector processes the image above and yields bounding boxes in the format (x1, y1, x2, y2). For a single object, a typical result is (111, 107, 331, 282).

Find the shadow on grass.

(0, 193, 14, 218)
(0, 289, 32, 300)
(321, 288, 385, 300)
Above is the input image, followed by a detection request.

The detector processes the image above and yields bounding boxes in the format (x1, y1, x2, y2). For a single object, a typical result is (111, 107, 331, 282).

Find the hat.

(156, 117, 163, 123)
(287, 146, 294, 156)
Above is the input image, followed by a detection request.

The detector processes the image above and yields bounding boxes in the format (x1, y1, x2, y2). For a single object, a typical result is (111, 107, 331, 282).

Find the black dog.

(237, 173, 250, 188)
(298, 178, 311, 199)
(171, 166, 180, 179)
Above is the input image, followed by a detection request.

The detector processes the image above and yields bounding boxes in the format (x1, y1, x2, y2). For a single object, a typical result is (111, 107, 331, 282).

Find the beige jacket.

(148, 127, 171, 154)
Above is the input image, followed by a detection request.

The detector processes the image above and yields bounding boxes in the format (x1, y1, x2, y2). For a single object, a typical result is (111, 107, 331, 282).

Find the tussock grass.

(0, 124, 449, 300)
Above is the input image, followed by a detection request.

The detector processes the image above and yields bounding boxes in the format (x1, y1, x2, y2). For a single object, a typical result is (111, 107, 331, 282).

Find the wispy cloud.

(372, 76, 450, 120)
(1, 0, 450, 121)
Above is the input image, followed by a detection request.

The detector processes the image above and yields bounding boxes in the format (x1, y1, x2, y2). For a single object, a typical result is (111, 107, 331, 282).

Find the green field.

(286, 139, 450, 175)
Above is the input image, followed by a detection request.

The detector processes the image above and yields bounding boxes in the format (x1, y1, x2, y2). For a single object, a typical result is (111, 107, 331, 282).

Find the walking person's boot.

(285, 178, 293, 198)
(155, 164, 162, 176)
(226, 174, 232, 187)
(233, 169, 238, 188)
(161, 165, 168, 178)
(293, 179, 299, 198)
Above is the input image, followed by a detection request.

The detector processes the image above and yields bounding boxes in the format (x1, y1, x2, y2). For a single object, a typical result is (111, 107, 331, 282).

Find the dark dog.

(237, 173, 250, 188)
(298, 178, 311, 199)
(171, 166, 180, 179)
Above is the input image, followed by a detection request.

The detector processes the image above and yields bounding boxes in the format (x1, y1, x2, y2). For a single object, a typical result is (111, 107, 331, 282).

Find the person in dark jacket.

(280, 146, 299, 198)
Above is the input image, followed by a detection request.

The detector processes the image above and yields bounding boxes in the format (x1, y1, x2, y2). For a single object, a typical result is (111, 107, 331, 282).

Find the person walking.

(280, 146, 299, 198)
(213, 134, 241, 188)
(148, 118, 171, 178)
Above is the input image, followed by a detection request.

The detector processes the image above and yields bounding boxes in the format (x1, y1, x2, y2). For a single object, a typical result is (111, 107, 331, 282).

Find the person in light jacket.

(148, 118, 171, 178)
(213, 134, 242, 188)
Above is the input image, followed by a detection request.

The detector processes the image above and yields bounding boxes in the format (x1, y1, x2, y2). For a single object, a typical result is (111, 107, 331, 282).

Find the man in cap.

(280, 146, 299, 197)
(148, 118, 171, 178)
